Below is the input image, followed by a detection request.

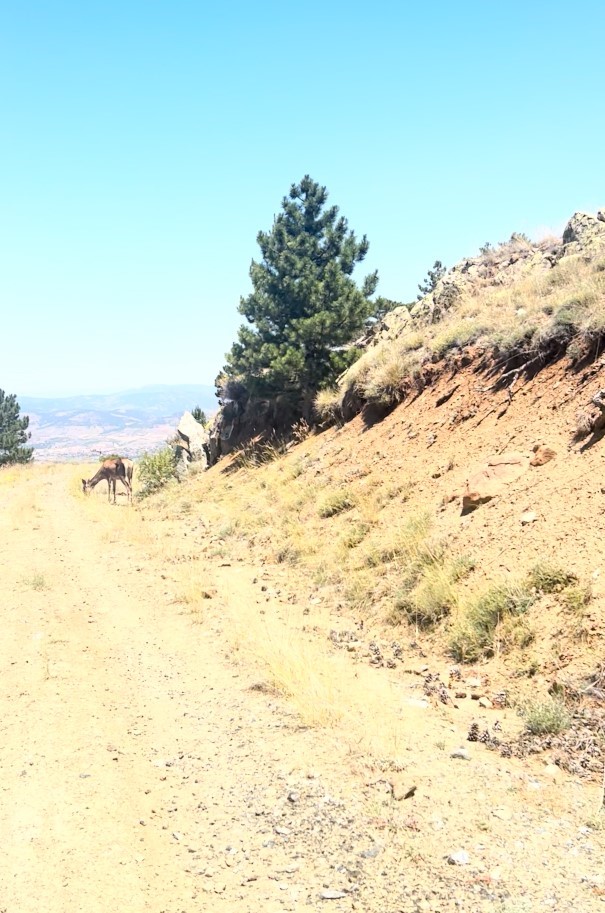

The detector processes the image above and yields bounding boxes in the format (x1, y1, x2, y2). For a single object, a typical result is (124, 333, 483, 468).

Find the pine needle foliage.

(224, 176, 379, 409)
(0, 389, 33, 466)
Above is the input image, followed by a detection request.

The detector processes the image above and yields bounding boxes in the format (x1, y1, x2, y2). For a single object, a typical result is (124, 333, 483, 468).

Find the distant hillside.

(22, 384, 216, 462)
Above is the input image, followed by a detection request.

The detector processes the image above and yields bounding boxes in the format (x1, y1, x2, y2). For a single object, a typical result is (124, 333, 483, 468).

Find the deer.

(82, 457, 133, 504)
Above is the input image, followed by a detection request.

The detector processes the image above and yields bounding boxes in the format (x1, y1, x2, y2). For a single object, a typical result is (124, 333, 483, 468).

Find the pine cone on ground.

(467, 722, 480, 742)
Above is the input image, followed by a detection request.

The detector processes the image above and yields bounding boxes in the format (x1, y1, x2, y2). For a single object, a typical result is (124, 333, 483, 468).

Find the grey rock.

(450, 747, 471, 760)
(360, 845, 381, 859)
(447, 850, 470, 866)
(176, 411, 209, 469)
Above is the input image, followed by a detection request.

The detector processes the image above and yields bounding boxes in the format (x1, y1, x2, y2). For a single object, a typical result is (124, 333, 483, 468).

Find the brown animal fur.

(82, 458, 132, 504)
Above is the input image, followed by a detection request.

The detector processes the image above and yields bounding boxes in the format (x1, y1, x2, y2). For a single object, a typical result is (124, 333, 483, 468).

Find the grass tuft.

(24, 572, 47, 591)
(526, 562, 578, 593)
(449, 581, 536, 662)
(519, 698, 571, 735)
(318, 489, 356, 518)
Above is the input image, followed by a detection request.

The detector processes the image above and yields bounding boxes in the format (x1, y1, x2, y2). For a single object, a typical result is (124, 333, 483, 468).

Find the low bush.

(137, 447, 178, 496)
(519, 698, 571, 735)
(449, 581, 535, 662)
(560, 583, 593, 612)
(341, 521, 370, 549)
(526, 562, 578, 593)
(394, 569, 459, 627)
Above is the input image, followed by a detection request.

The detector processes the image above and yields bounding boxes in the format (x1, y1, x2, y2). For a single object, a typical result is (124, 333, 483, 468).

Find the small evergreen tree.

(0, 389, 33, 466)
(417, 260, 446, 300)
(370, 296, 411, 322)
(191, 406, 207, 426)
(224, 176, 379, 410)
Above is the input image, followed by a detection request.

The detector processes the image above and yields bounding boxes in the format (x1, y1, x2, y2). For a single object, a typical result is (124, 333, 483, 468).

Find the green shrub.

(137, 447, 178, 496)
(519, 698, 571, 735)
(395, 571, 458, 627)
(526, 563, 578, 593)
(449, 581, 535, 662)
(390, 546, 474, 628)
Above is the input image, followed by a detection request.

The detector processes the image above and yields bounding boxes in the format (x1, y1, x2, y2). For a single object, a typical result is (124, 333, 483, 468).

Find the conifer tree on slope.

(0, 389, 33, 466)
(223, 176, 379, 411)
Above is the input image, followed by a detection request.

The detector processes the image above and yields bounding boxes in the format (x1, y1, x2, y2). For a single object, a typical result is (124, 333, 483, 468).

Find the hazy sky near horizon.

(1, 1, 603, 398)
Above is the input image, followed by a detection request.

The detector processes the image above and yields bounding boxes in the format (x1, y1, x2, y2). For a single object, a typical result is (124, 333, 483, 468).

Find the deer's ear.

(81, 479, 86, 485)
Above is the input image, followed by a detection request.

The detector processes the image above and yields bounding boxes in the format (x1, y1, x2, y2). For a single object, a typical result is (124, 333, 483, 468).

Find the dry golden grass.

(314, 387, 342, 423)
(218, 587, 418, 757)
(331, 254, 605, 413)
(0, 463, 33, 487)
(129, 338, 604, 768)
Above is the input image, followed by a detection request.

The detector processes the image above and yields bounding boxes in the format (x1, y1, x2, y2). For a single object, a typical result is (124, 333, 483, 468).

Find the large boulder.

(562, 211, 605, 246)
(206, 394, 301, 464)
(176, 411, 209, 469)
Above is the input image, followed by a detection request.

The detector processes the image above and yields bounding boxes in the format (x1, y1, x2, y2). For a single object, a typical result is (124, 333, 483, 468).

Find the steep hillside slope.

(146, 215, 605, 788)
(148, 352, 605, 775)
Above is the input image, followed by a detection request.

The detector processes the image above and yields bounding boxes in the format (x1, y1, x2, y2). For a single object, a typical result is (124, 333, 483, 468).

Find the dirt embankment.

(0, 459, 604, 912)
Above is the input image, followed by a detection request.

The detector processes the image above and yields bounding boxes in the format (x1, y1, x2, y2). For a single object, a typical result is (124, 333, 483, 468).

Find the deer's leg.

(118, 475, 132, 502)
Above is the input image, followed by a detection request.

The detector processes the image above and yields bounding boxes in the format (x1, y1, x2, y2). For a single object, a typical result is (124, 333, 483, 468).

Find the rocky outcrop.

(207, 393, 301, 465)
(175, 411, 209, 474)
(562, 211, 605, 248)
(359, 211, 605, 353)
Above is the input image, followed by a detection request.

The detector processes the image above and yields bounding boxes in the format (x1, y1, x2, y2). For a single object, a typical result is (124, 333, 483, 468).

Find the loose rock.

(447, 850, 470, 866)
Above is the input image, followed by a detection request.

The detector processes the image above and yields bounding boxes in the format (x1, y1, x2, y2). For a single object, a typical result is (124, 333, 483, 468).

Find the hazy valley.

(22, 384, 215, 461)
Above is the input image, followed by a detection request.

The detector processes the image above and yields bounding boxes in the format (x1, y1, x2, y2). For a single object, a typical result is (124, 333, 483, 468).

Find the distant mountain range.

(21, 384, 216, 462)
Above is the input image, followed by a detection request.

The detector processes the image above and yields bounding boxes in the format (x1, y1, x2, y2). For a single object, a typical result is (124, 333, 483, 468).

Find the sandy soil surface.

(1, 465, 604, 912)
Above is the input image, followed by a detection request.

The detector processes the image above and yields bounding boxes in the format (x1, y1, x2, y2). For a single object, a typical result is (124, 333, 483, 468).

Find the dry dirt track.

(1, 466, 605, 913)
(0, 467, 411, 913)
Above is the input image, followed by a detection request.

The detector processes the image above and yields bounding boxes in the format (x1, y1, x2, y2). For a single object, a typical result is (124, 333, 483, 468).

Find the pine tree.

(417, 260, 446, 300)
(191, 406, 207, 426)
(224, 176, 379, 410)
(0, 389, 33, 466)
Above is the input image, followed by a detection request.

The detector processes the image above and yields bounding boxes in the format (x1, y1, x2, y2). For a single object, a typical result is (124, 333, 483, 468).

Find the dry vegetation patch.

(316, 251, 605, 421)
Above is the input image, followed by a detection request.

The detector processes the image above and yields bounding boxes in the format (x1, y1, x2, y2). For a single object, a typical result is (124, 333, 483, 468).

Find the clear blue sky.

(1, 1, 603, 397)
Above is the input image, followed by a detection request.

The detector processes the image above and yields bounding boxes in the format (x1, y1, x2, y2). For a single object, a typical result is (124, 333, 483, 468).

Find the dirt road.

(1, 466, 604, 912)
(0, 467, 406, 913)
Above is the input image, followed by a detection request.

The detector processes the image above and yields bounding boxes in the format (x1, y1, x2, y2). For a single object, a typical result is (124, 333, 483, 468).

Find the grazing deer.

(82, 457, 133, 504)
